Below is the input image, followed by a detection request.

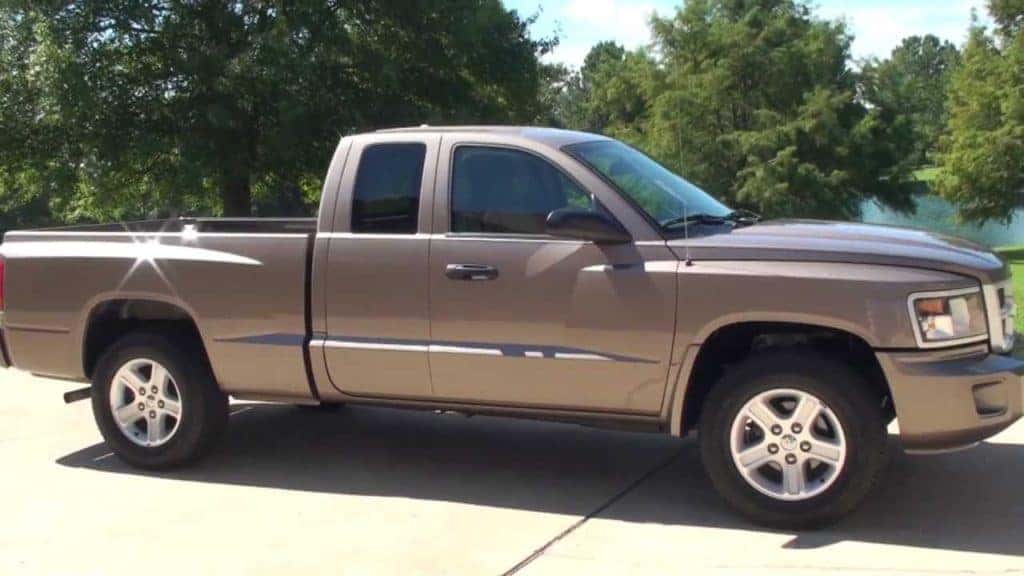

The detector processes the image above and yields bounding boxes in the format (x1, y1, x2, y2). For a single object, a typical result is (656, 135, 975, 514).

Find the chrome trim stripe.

(582, 261, 678, 273)
(429, 344, 502, 356)
(246, 333, 657, 364)
(6, 231, 306, 239)
(325, 340, 429, 353)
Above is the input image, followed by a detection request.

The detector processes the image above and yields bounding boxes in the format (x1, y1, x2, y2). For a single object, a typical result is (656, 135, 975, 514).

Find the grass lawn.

(995, 246, 1023, 357)
(912, 166, 940, 182)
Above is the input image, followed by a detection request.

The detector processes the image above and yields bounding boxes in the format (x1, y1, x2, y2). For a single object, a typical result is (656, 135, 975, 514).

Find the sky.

(503, 0, 989, 67)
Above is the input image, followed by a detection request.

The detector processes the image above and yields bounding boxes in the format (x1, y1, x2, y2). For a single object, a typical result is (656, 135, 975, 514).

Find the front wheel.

(91, 331, 228, 469)
(699, 352, 888, 529)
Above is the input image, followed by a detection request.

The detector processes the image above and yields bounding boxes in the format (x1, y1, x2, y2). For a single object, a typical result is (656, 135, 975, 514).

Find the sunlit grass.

(912, 166, 940, 182)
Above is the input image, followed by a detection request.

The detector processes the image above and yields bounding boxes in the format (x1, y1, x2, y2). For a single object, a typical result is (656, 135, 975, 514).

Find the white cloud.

(816, 0, 986, 60)
(563, 0, 658, 46)
(530, 0, 990, 67)
(544, 0, 664, 66)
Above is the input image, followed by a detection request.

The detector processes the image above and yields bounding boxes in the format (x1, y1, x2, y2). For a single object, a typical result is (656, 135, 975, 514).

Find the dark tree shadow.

(58, 403, 1024, 557)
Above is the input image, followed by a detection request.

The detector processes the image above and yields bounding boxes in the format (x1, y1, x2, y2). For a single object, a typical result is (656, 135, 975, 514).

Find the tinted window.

(451, 146, 593, 235)
(351, 143, 426, 234)
(567, 140, 730, 225)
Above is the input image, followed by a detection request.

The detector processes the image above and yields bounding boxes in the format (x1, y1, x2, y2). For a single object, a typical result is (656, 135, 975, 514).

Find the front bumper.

(877, 346, 1024, 452)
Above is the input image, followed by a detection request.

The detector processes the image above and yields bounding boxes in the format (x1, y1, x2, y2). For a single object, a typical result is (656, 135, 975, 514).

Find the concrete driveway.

(1, 368, 1022, 575)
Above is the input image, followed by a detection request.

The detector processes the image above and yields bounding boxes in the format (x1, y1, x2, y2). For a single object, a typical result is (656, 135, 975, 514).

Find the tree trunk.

(221, 169, 252, 217)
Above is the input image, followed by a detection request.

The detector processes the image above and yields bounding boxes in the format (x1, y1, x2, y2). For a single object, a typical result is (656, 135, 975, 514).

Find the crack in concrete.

(501, 447, 685, 576)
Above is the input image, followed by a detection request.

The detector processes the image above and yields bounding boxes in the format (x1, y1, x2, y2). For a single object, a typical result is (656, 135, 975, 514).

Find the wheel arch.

(82, 298, 209, 380)
(670, 320, 892, 436)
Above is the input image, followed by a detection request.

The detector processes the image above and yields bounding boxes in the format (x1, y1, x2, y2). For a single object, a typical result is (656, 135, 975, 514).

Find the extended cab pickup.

(0, 127, 1020, 527)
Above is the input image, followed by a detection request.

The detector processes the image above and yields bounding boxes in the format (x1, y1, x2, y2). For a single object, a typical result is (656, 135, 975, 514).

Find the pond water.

(860, 195, 1023, 248)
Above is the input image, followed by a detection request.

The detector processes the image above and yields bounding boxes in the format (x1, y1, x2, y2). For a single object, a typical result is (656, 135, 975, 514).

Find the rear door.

(321, 134, 439, 398)
(426, 138, 679, 413)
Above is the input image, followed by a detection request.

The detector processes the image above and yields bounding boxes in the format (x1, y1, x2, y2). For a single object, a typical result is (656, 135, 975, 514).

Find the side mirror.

(545, 208, 632, 244)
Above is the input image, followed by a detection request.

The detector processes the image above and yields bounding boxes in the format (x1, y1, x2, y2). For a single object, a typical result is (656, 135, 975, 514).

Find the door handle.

(445, 264, 499, 281)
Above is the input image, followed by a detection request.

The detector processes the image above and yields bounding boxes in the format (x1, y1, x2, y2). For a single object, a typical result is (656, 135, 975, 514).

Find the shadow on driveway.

(58, 403, 1024, 557)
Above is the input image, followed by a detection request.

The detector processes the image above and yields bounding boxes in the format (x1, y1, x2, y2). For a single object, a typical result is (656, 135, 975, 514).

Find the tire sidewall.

(91, 333, 216, 468)
(700, 353, 887, 527)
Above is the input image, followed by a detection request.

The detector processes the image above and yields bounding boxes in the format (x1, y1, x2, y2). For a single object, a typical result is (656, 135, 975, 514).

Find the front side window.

(351, 143, 426, 234)
(451, 146, 593, 235)
(567, 140, 730, 226)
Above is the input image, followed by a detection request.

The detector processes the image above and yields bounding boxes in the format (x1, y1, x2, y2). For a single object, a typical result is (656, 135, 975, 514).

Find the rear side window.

(351, 143, 427, 234)
(451, 146, 593, 235)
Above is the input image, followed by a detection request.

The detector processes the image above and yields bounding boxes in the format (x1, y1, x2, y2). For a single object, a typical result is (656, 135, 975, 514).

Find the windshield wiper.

(724, 209, 761, 226)
(661, 209, 761, 230)
(661, 213, 729, 229)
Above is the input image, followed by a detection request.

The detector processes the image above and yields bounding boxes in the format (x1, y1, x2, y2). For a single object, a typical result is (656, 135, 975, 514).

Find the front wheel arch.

(674, 321, 892, 436)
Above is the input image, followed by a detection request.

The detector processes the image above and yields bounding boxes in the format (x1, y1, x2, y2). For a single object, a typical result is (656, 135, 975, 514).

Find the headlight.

(908, 288, 988, 348)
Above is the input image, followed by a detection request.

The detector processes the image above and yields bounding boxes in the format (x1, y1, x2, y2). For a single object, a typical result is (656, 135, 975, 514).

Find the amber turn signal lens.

(915, 298, 946, 316)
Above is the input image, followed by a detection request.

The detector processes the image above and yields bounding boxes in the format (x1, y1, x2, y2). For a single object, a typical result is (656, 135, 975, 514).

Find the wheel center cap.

(781, 435, 797, 451)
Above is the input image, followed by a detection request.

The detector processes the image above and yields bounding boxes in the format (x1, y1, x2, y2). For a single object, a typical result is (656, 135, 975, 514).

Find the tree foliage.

(2, 0, 1021, 229)
(0, 0, 551, 224)
(935, 4, 1024, 224)
(554, 0, 917, 220)
(860, 35, 960, 168)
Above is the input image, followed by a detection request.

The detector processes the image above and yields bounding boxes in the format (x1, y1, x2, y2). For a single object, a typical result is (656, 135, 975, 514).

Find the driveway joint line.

(501, 446, 685, 576)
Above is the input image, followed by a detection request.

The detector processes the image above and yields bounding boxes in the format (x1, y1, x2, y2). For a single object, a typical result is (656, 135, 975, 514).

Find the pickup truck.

(0, 126, 1019, 528)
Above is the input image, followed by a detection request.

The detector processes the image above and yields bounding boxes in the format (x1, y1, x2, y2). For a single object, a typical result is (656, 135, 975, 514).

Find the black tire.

(91, 331, 228, 469)
(699, 351, 888, 529)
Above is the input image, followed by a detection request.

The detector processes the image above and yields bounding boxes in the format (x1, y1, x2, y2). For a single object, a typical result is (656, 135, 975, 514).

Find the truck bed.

(0, 217, 318, 401)
(20, 217, 318, 235)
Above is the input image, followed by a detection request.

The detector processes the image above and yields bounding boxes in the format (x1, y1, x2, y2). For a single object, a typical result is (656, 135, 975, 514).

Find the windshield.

(567, 140, 731, 226)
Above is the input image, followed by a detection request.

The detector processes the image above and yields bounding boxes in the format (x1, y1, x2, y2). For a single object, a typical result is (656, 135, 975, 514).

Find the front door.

(427, 142, 678, 413)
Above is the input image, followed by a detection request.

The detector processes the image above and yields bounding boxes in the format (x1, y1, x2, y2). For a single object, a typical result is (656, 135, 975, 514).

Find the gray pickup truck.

(0, 126, 1019, 527)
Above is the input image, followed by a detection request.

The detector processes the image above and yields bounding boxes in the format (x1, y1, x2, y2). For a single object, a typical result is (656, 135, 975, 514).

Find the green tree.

(0, 1, 550, 223)
(860, 35, 960, 168)
(638, 0, 914, 219)
(936, 4, 1024, 224)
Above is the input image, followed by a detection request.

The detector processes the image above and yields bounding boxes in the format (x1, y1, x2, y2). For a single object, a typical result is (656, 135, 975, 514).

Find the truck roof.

(372, 125, 609, 148)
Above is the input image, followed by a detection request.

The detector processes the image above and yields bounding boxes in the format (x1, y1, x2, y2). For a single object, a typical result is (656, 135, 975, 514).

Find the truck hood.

(667, 219, 1009, 284)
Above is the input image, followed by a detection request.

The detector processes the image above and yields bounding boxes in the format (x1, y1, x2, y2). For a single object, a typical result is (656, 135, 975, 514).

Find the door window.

(451, 146, 593, 235)
(351, 143, 427, 234)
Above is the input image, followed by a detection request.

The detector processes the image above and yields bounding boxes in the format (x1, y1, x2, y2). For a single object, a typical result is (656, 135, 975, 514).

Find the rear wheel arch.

(82, 299, 209, 381)
(676, 321, 892, 436)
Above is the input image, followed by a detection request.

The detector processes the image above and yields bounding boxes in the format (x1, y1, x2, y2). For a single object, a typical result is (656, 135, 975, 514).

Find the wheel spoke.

(161, 398, 181, 417)
(791, 395, 820, 427)
(114, 403, 142, 426)
(147, 413, 164, 444)
(807, 440, 842, 464)
(149, 364, 170, 395)
(737, 443, 774, 470)
(745, 400, 777, 432)
(783, 463, 805, 495)
(118, 369, 146, 393)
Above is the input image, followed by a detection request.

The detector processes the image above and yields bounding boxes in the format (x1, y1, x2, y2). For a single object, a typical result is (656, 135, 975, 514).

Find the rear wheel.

(91, 331, 228, 469)
(699, 352, 888, 528)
